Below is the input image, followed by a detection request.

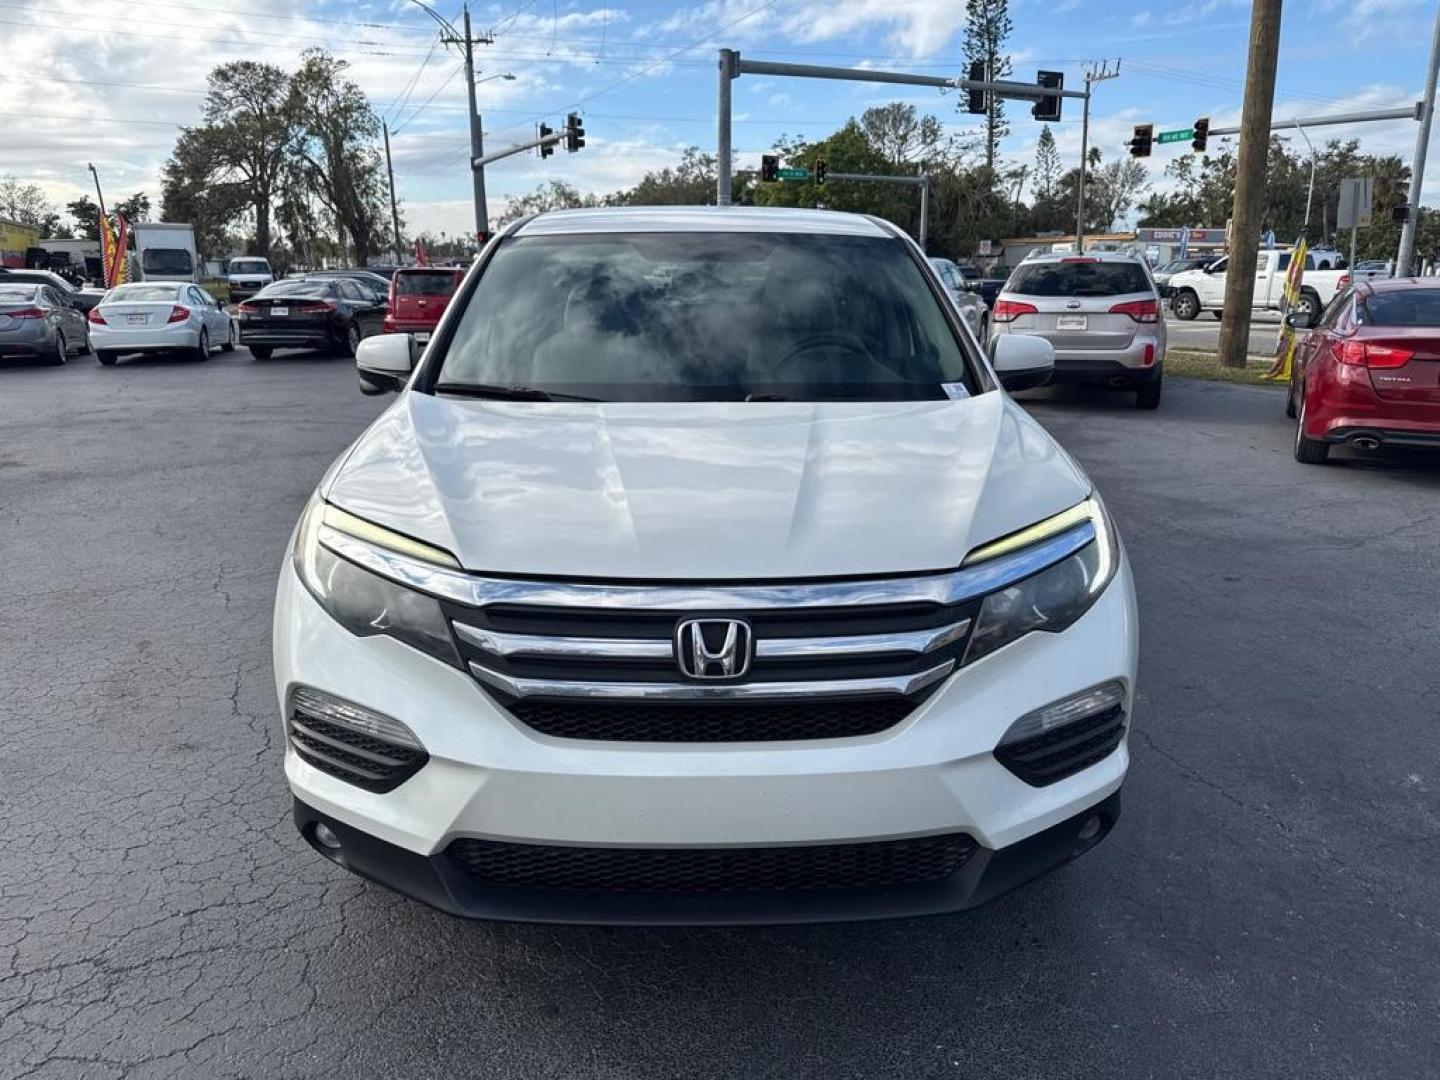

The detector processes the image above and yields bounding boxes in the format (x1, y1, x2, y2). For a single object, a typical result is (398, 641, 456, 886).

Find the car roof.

(512, 206, 895, 238)
(1017, 250, 1147, 265)
(1354, 277, 1440, 295)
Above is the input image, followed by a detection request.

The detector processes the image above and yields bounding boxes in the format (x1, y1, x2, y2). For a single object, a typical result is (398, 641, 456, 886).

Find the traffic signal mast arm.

(472, 123, 576, 169)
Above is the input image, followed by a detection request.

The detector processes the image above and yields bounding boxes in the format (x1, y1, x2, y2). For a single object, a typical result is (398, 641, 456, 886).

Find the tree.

(860, 103, 954, 168)
(962, 0, 1013, 171)
(0, 175, 55, 228)
(1033, 126, 1061, 202)
(495, 181, 595, 227)
(66, 196, 102, 240)
(611, 147, 718, 206)
(288, 50, 391, 265)
(1091, 157, 1151, 231)
(115, 192, 151, 223)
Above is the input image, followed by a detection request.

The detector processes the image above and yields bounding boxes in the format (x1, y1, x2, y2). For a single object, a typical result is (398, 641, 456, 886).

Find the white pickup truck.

(1168, 249, 1350, 321)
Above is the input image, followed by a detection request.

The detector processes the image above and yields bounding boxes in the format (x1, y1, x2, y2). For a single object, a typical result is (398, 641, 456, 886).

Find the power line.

(385, 35, 444, 124)
(392, 62, 466, 134)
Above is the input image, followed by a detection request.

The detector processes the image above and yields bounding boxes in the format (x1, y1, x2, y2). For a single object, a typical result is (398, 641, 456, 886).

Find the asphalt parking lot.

(2, 349, 1438, 1079)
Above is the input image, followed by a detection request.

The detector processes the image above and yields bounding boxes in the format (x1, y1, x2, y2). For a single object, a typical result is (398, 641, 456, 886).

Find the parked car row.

(0, 266, 463, 367)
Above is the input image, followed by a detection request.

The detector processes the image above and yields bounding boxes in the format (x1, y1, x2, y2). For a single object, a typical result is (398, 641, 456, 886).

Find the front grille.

(995, 704, 1126, 787)
(443, 587, 979, 744)
(509, 697, 916, 742)
(287, 711, 428, 793)
(445, 833, 978, 893)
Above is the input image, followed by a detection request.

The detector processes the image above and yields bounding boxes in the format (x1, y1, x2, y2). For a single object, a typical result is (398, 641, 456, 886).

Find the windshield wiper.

(432, 382, 601, 402)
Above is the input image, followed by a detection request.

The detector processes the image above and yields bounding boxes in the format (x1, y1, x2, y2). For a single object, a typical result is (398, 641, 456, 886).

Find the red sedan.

(1289, 278, 1440, 464)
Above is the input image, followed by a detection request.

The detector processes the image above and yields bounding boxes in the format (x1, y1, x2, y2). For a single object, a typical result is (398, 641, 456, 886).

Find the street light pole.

(383, 122, 403, 264)
(1294, 122, 1316, 235)
(1398, 1, 1440, 276)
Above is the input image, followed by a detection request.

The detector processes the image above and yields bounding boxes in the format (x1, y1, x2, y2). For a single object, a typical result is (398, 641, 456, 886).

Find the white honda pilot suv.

(273, 207, 1138, 924)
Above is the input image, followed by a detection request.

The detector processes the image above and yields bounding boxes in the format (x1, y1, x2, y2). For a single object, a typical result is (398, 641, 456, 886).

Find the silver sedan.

(90, 282, 236, 366)
(0, 282, 90, 365)
(928, 257, 990, 342)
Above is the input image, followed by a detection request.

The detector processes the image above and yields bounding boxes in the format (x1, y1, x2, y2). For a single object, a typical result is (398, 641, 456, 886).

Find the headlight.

(963, 496, 1118, 665)
(292, 493, 461, 667)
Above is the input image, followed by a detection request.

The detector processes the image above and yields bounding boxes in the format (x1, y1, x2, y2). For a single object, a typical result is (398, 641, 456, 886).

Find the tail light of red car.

(167, 305, 191, 323)
(1109, 298, 1160, 323)
(992, 299, 1038, 323)
(1337, 340, 1414, 369)
(86, 307, 107, 325)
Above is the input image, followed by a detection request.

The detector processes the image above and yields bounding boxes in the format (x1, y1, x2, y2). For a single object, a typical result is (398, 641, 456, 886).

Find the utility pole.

(86, 162, 108, 221)
(1074, 61, 1119, 255)
(383, 122, 403, 264)
(407, 1, 492, 244)
(1398, 2, 1440, 276)
(1218, 0, 1283, 370)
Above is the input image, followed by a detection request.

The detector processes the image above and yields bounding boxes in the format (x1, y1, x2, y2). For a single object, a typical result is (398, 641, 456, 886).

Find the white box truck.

(133, 222, 199, 284)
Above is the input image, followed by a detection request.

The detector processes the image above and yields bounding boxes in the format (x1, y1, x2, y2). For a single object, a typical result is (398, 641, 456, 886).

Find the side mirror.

(991, 333, 1055, 392)
(1284, 311, 1315, 330)
(356, 333, 415, 395)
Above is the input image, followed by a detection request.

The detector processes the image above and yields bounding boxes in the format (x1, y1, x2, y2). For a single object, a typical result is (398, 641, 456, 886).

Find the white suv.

(274, 207, 1137, 924)
(991, 251, 1166, 409)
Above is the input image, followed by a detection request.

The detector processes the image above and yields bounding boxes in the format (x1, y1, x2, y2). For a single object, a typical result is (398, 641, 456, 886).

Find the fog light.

(1077, 815, 1102, 842)
(999, 680, 1127, 747)
(313, 822, 342, 850)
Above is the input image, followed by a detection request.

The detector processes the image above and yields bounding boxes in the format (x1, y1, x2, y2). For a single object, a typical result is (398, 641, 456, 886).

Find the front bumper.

(274, 555, 1137, 924)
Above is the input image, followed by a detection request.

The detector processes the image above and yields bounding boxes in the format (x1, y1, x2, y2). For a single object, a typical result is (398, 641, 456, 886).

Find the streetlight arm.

(405, 0, 460, 40)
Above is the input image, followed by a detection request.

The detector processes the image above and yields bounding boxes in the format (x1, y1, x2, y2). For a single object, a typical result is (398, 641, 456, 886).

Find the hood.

(324, 393, 1091, 580)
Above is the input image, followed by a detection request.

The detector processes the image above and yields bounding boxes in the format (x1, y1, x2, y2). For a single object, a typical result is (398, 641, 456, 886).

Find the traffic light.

(1191, 117, 1209, 154)
(815, 159, 828, 186)
(1032, 70, 1063, 122)
(539, 123, 554, 159)
(760, 154, 779, 182)
(565, 112, 585, 153)
(1128, 123, 1153, 158)
(965, 60, 986, 115)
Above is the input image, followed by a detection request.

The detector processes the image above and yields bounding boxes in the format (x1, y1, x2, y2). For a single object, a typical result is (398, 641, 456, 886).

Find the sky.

(4, 0, 1440, 239)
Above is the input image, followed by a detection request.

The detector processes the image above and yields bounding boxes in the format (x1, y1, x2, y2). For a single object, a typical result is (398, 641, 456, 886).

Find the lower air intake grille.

(995, 704, 1126, 787)
(508, 697, 916, 742)
(445, 833, 978, 893)
(287, 712, 428, 794)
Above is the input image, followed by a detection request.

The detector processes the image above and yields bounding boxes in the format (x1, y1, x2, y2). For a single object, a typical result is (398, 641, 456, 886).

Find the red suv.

(382, 267, 464, 343)
(1290, 278, 1440, 464)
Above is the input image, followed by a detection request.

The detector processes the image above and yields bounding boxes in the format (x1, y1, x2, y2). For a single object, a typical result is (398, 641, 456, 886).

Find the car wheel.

(220, 321, 236, 352)
(49, 332, 67, 366)
(80, 325, 91, 355)
(1295, 290, 1321, 319)
(249, 345, 273, 360)
(340, 322, 361, 357)
(1135, 373, 1162, 410)
(1285, 378, 1298, 418)
(1172, 290, 1200, 320)
(96, 350, 119, 366)
(1294, 395, 1330, 464)
(193, 328, 211, 361)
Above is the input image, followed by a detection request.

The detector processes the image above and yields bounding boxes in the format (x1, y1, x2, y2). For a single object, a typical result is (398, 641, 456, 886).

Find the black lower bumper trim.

(1325, 425, 1440, 449)
(292, 789, 1122, 926)
(1048, 359, 1161, 387)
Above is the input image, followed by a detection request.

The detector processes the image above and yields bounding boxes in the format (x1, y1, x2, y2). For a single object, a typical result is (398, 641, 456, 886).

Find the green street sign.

(1157, 128, 1194, 144)
(777, 167, 810, 180)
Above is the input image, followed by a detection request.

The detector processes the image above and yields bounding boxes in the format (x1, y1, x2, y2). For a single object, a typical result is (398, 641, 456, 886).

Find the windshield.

(141, 248, 194, 275)
(433, 232, 976, 402)
(229, 260, 269, 275)
(1359, 289, 1440, 325)
(0, 285, 39, 304)
(108, 284, 180, 302)
(396, 271, 458, 296)
(1009, 260, 1151, 298)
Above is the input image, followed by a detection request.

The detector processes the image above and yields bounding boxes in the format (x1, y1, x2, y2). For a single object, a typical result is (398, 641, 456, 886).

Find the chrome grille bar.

(467, 660, 956, 701)
(755, 619, 970, 659)
(454, 623, 672, 660)
(318, 520, 1096, 611)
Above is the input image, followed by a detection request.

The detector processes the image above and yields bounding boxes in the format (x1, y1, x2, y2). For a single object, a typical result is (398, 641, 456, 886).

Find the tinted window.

(259, 280, 336, 298)
(141, 248, 194, 275)
(396, 271, 459, 296)
(229, 260, 269, 274)
(1007, 260, 1151, 298)
(0, 285, 38, 304)
(436, 232, 976, 402)
(1359, 289, 1440, 326)
(109, 285, 181, 302)
(1315, 289, 1351, 331)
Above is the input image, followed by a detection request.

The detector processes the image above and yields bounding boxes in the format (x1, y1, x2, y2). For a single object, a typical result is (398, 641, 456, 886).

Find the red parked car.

(382, 266, 464, 344)
(1289, 278, 1440, 464)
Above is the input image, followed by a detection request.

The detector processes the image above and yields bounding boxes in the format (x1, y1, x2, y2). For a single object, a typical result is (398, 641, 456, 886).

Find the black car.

(0, 268, 104, 313)
(237, 278, 386, 359)
(299, 269, 392, 300)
